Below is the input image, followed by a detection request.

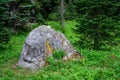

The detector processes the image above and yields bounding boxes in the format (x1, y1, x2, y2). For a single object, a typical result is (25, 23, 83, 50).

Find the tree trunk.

(60, 0, 65, 33)
(7, 1, 18, 29)
(30, 0, 35, 4)
(30, 0, 36, 22)
(69, 0, 72, 4)
(94, 25, 99, 50)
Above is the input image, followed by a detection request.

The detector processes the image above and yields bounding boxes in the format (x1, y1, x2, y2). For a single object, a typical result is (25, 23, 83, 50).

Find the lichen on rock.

(18, 25, 82, 69)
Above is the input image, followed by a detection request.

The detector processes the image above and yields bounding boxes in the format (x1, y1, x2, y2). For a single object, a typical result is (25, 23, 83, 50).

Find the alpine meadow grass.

(0, 21, 120, 80)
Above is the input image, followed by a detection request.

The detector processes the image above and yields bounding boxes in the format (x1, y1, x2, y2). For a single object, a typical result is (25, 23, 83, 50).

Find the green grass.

(0, 21, 120, 80)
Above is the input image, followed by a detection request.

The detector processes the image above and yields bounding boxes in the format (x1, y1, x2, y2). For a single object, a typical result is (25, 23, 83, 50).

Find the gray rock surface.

(18, 25, 81, 69)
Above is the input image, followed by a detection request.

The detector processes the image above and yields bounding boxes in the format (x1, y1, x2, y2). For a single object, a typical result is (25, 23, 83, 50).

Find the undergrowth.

(0, 21, 120, 80)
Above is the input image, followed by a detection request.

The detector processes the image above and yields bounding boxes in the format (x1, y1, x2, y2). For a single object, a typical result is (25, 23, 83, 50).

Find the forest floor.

(0, 21, 120, 80)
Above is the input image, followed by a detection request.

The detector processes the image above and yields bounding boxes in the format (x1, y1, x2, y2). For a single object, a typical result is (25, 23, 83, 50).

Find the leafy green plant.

(46, 50, 65, 64)
(53, 50, 65, 60)
(64, 21, 80, 45)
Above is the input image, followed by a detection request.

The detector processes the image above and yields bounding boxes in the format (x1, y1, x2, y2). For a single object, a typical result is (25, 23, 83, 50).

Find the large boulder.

(18, 25, 81, 69)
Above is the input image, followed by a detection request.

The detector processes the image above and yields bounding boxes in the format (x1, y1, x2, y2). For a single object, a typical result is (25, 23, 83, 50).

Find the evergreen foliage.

(0, 0, 47, 50)
(75, 0, 120, 50)
(0, 0, 120, 50)
(0, 0, 11, 50)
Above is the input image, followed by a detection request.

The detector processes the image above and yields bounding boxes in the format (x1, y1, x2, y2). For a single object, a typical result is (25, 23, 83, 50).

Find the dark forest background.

(0, 0, 120, 50)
